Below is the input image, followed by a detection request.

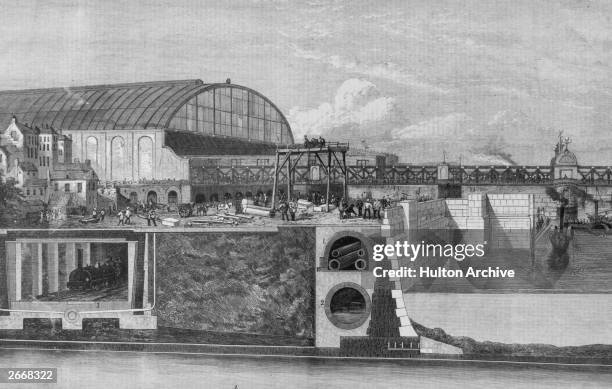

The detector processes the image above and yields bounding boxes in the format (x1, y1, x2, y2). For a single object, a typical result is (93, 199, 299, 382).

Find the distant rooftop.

(0, 79, 295, 145)
(50, 162, 96, 180)
(0, 80, 208, 133)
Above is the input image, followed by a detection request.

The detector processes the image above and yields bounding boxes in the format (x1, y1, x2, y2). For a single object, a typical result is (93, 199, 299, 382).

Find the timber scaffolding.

(271, 142, 349, 211)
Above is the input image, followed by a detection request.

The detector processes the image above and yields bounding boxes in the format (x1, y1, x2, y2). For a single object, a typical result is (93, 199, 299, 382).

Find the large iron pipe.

(329, 249, 365, 270)
(244, 206, 271, 217)
(331, 242, 362, 258)
(354, 258, 367, 270)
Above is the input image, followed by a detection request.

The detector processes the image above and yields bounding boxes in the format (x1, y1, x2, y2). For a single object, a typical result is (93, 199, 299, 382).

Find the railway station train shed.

(0, 79, 295, 206)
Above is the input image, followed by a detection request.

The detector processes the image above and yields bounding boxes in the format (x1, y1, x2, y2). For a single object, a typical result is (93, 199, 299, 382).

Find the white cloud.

(288, 44, 449, 94)
(391, 113, 473, 139)
(287, 78, 395, 139)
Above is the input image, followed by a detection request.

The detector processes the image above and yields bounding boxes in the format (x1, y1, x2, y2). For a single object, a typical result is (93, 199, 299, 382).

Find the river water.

(0, 349, 610, 388)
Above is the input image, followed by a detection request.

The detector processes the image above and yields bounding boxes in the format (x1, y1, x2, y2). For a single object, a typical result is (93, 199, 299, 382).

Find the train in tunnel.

(67, 261, 122, 290)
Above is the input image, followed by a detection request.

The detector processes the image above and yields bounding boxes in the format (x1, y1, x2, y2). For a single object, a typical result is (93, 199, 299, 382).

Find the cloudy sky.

(1, 0, 612, 164)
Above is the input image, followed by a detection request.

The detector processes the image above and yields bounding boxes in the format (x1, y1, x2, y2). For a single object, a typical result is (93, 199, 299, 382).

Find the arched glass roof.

(0, 79, 294, 144)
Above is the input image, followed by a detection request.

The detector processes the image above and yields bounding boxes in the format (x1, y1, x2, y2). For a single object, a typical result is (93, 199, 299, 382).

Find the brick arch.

(322, 230, 375, 265)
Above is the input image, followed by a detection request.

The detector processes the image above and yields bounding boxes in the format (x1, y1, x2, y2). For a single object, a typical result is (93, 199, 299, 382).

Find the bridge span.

(191, 163, 612, 187)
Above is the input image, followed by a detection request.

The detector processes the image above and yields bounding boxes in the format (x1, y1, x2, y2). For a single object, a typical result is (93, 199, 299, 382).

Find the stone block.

(395, 308, 408, 317)
(381, 224, 392, 237)
(395, 297, 405, 308)
(399, 325, 418, 337)
(391, 290, 403, 298)
(62, 319, 83, 330)
(420, 336, 463, 355)
(0, 315, 24, 329)
(399, 315, 411, 326)
(119, 314, 158, 329)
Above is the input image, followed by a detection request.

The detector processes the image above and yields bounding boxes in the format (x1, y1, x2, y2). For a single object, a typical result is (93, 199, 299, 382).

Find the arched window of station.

(324, 283, 371, 330)
(129, 192, 138, 204)
(224, 192, 232, 200)
(110, 136, 127, 181)
(210, 193, 219, 202)
(235, 191, 243, 200)
(167, 85, 294, 144)
(138, 136, 153, 179)
(325, 233, 369, 271)
(245, 191, 253, 199)
(195, 193, 206, 203)
(167, 190, 178, 205)
(86, 136, 98, 166)
(147, 191, 157, 205)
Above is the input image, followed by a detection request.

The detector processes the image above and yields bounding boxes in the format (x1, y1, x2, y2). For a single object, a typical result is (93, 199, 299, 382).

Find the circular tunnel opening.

(325, 284, 371, 329)
(327, 236, 367, 271)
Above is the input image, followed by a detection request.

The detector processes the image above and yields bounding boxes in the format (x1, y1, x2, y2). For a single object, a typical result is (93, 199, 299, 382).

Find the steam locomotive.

(67, 263, 121, 290)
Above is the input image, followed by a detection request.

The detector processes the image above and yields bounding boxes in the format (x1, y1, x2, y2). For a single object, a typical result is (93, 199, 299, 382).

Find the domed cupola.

(551, 132, 578, 180)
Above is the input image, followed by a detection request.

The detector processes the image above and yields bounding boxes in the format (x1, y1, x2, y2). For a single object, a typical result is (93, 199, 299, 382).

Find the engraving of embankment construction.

(0, 79, 611, 361)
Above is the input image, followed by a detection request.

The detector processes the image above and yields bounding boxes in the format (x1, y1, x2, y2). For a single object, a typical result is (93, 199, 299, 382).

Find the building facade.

(0, 79, 294, 205)
(0, 116, 96, 208)
(0, 79, 399, 207)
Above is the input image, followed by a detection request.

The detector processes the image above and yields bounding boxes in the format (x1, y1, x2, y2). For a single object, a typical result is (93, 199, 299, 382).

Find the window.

(357, 160, 369, 167)
(26, 189, 30, 196)
(64, 183, 70, 192)
(86, 136, 98, 164)
(77, 183, 82, 193)
(46, 156, 50, 166)
(54, 183, 58, 191)
(256, 159, 270, 166)
(168, 87, 289, 144)
(39, 188, 43, 195)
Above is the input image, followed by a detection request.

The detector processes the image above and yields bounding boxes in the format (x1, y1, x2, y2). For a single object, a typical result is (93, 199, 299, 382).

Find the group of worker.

(303, 135, 326, 149)
(115, 206, 157, 226)
(278, 198, 299, 221)
(337, 197, 386, 220)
